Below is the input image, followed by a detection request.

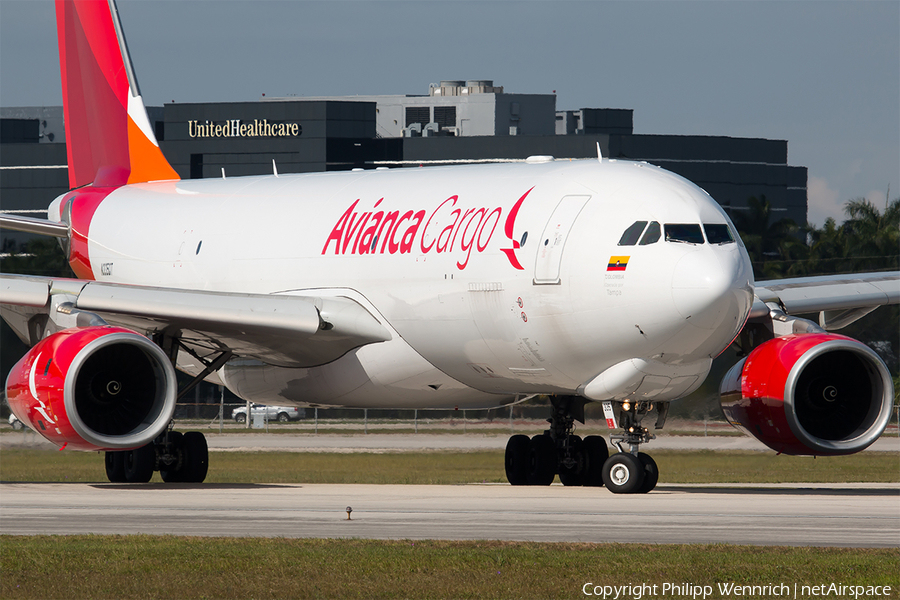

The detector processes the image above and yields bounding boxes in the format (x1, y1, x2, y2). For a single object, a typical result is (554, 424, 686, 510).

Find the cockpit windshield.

(617, 221, 647, 246)
(704, 224, 735, 244)
(664, 224, 704, 244)
(639, 222, 661, 245)
(618, 221, 736, 246)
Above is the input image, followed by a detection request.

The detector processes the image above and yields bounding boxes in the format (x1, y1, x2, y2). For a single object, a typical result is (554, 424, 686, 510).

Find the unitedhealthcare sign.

(187, 119, 301, 138)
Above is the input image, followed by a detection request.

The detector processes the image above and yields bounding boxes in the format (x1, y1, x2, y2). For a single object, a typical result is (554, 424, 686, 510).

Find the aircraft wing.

(753, 271, 900, 330)
(0, 274, 391, 368)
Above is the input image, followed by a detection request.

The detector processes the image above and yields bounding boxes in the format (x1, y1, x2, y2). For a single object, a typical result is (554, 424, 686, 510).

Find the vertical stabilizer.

(56, 0, 179, 189)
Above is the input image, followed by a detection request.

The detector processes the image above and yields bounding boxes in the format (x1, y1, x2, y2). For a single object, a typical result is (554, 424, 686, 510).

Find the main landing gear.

(504, 396, 662, 494)
(105, 425, 209, 483)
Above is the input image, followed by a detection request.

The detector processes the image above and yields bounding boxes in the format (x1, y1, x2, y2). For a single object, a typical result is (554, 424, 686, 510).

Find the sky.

(0, 0, 897, 228)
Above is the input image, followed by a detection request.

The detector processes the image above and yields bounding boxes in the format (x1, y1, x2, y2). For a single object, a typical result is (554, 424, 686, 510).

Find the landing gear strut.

(105, 426, 209, 483)
(503, 396, 662, 493)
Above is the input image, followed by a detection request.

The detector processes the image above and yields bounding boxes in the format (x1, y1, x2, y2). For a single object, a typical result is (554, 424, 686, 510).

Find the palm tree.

(806, 217, 848, 274)
(841, 197, 899, 272)
(731, 195, 808, 279)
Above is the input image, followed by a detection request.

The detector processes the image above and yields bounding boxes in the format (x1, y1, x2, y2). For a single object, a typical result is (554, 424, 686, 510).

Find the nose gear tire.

(602, 452, 645, 494)
(637, 452, 659, 493)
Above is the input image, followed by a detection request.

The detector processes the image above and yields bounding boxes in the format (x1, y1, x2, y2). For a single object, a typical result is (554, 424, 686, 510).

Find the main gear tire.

(105, 451, 126, 483)
(558, 435, 585, 487)
(505, 434, 531, 485)
(124, 444, 155, 483)
(182, 432, 209, 483)
(159, 431, 185, 483)
(527, 434, 556, 486)
(582, 435, 609, 487)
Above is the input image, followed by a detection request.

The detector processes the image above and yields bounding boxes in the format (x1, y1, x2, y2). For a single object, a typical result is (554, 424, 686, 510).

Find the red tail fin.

(56, 0, 179, 189)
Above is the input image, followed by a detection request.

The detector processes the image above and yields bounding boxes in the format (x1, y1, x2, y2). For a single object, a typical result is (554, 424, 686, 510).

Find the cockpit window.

(704, 224, 735, 244)
(638, 221, 661, 245)
(664, 224, 704, 244)
(617, 221, 648, 246)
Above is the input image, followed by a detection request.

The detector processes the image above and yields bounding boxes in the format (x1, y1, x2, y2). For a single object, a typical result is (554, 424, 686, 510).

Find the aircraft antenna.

(273, 159, 279, 177)
(596, 142, 603, 163)
(221, 168, 226, 179)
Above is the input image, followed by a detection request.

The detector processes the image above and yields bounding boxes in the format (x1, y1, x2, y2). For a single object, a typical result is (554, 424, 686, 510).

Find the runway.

(2, 482, 897, 547)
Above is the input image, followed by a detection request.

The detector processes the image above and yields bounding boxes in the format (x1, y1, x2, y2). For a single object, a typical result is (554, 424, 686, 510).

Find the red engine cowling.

(719, 333, 894, 455)
(6, 326, 177, 451)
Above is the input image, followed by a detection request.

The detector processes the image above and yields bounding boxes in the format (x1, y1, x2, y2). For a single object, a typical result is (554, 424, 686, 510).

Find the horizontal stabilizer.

(0, 214, 69, 238)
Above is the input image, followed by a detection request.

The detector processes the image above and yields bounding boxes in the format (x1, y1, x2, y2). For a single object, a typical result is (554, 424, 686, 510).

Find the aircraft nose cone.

(671, 248, 752, 332)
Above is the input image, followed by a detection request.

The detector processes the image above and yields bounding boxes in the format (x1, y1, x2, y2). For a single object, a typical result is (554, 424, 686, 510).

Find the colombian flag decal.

(607, 256, 630, 271)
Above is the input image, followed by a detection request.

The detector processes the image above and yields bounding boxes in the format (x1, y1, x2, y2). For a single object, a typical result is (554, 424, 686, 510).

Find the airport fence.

(176, 403, 557, 427)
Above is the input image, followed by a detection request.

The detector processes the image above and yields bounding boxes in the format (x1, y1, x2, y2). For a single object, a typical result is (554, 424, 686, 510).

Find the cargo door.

(533, 195, 590, 284)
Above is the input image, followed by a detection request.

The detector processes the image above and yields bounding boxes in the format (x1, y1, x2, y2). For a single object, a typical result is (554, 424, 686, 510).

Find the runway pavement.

(1, 481, 897, 547)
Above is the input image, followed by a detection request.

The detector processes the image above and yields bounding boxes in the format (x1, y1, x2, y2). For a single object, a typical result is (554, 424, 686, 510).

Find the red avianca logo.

(321, 188, 533, 270)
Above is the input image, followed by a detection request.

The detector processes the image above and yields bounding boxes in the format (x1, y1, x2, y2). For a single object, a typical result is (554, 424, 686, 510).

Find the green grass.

(1, 537, 897, 600)
(1, 449, 898, 484)
(656, 449, 900, 484)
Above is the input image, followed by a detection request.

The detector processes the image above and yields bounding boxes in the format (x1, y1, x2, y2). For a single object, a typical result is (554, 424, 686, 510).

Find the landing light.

(622, 402, 631, 412)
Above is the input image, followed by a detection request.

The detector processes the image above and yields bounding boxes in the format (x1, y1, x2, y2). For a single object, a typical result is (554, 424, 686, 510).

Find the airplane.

(1, 0, 897, 492)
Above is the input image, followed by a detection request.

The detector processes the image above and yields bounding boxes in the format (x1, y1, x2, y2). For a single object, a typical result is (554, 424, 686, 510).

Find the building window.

(434, 106, 456, 128)
(405, 107, 430, 127)
(190, 154, 203, 179)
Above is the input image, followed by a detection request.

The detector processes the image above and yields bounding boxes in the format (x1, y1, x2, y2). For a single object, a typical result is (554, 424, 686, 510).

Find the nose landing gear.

(503, 396, 661, 493)
(605, 401, 660, 493)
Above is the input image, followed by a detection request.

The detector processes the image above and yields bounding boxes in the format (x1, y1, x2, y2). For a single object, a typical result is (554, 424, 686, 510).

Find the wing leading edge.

(0, 274, 391, 368)
(752, 271, 900, 331)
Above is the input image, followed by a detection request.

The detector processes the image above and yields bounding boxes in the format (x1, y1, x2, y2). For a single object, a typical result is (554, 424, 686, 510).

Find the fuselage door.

(533, 195, 591, 285)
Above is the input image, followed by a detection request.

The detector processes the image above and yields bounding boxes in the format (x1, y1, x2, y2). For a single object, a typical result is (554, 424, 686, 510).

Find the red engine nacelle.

(6, 326, 177, 451)
(719, 333, 894, 455)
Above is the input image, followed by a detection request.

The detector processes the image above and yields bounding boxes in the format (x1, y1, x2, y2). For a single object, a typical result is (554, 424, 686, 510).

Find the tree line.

(733, 196, 899, 280)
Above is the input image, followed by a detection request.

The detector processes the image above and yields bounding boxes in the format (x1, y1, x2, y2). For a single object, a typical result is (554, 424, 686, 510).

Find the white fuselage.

(54, 159, 755, 408)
